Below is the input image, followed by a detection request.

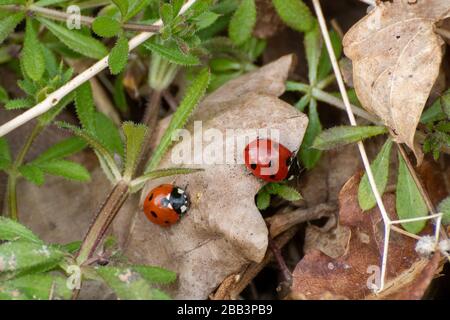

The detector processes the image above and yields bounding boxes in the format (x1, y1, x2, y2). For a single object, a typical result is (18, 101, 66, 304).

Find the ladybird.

(143, 184, 189, 227)
(244, 138, 295, 182)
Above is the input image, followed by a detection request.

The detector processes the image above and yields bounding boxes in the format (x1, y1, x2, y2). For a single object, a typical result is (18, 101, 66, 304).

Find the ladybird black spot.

(268, 160, 272, 167)
(270, 174, 277, 179)
(165, 221, 170, 224)
(148, 193, 153, 201)
(250, 163, 257, 170)
(150, 211, 158, 218)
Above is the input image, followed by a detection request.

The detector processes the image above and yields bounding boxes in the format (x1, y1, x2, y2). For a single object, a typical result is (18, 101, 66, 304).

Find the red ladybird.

(143, 184, 190, 227)
(244, 138, 295, 182)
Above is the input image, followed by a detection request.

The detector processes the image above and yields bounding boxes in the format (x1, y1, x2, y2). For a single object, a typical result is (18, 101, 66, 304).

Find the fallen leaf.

(291, 172, 443, 300)
(113, 55, 309, 299)
(343, 0, 450, 162)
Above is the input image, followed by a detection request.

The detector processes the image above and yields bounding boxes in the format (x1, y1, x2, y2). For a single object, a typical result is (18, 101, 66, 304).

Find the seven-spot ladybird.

(143, 184, 189, 227)
(244, 138, 295, 182)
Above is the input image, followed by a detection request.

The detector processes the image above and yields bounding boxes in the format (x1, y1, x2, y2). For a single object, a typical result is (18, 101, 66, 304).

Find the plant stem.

(76, 181, 130, 265)
(2, 4, 161, 33)
(6, 124, 44, 220)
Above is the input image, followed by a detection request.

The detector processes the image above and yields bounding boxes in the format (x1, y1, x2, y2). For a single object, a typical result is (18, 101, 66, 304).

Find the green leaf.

(122, 122, 148, 179)
(34, 137, 86, 164)
(256, 190, 271, 210)
(35, 160, 90, 182)
(300, 99, 322, 169)
(265, 183, 302, 200)
(92, 16, 122, 38)
(112, 0, 129, 18)
(0, 13, 24, 45)
(93, 112, 124, 158)
(274, 184, 302, 201)
(0, 274, 71, 300)
(23, 19, 45, 81)
(437, 197, 450, 225)
(160, 2, 174, 26)
(317, 29, 342, 81)
(143, 39, 200, 66)
(145, 69, 210, 172)
(109, 36, 129, 75)
(313, 125, 388, 150)
(194, 11, 220, 30)
(124, 0, 152, 21)
(132, 265, 177, 284)
(56, 122, 121, 181)
(39, 19, 108, 59)
(228, 0, 256, 46)
(19, 165, 45, 186)
(130, 168, 203, 192)
(0, 217, 41, 243)
(272, 0, 314, 33)
(0, 85, 8, 104)
(4, 98, 33, 110)
(95, 266, 171, 300)
(113, 75, 128, 112)
(0, 137, 12, 170)
(0, 0, 25, 4)
(295, 94, 310, 112)
(0, 241, 64, 280)
(420, 99, 445, 124)
(441, 89, 450, 119)
(304, 22, 321, 85)
(396, 152, 428, 234)
(358, 139, 393, 211)
(75, 82, 95, 132)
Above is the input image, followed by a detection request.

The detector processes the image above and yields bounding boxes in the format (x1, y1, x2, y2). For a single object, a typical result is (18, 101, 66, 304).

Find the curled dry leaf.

(343, 0, 450, 162)
(113, 55, 309, 299)
(291, 172, 444, 300)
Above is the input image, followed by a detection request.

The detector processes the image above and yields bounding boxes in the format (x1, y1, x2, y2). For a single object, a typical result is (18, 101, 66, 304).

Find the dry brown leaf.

(343, 0, 450, 162)
(291, 172, 443, 300)
(113, 55, 308, 299)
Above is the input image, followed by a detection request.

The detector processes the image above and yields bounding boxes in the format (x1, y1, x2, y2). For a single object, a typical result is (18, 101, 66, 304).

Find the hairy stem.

(6, 124, 44, 220)
(76, 181, 130, 265)
(2, 4, 161, 33)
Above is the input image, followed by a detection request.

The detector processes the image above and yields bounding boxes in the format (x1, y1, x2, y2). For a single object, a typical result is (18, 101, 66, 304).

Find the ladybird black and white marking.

(143, 184, 190, 227)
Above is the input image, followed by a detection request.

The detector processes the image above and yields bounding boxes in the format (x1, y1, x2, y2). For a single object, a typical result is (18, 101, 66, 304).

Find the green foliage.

(130, 168, 203, 192)
(0, 274, 72, 300)
(34, 160, 91, 182)
(23, 19, 45, 81)
(109, 36, 129, 75)
(132, 265, 177, 284)
(396, 152, 428, 234)
(313, 126, 388, 150)
(33, 137, 86, 164)
(437, 197, 450, 225)
(19, 165, 45, 186)
(122, 122, 148, 180)
(0, 12, 24, 45)
(92, 16, 122, 38)
(304, 22, 321, 85)
(0, 241, 65, 280)
(4, 98, 33, 110)
(112, 0, 130, 18)
(0, 217, 42, 243)
(300, 99, 322, 169)
(0, 137, 12, 170)
(256, 183, 302, 210)
(39, 19, 108, 59)
(75, 82, 95, 132)
(272, 0, 314, 33)
(145, 68, 210, 172)
(95, 266, 172, 300)
(144, 38, 200, 66)
(358, 139, 393, 211)
(228, 0, 256, 46)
